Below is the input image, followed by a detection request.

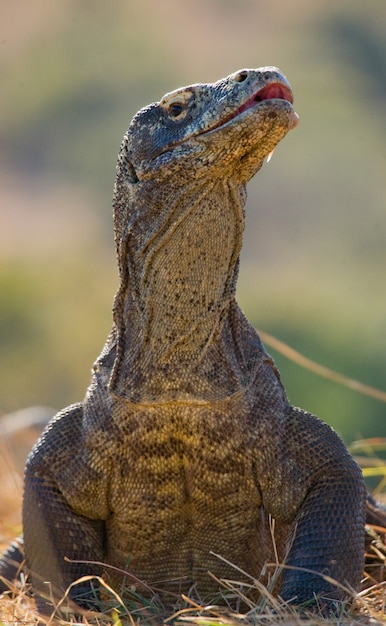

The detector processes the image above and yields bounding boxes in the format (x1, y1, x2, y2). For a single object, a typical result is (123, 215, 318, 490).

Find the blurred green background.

(1, 0, 385, 444)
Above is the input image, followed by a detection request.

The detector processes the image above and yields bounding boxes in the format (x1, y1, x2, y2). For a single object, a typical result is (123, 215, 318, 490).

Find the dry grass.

(1, 533, 385, 625)
(0, 564, 385, 626)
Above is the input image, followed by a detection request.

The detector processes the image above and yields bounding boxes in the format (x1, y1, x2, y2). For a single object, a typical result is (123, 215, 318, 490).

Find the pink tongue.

(259, 84, 289, 100)
(238, 82, 294, 116)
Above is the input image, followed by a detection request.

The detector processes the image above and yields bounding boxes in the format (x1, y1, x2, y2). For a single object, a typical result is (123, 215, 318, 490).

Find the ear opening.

(118, 135, 139, 184)
(125, 158, 139, 184)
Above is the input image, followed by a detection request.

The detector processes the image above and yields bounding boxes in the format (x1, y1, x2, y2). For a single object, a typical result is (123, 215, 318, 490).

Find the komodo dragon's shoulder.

(0, 67, 385, 618)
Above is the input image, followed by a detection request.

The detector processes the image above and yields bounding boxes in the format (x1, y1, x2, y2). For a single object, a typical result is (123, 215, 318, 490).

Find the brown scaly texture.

(0, 68, 371, 616)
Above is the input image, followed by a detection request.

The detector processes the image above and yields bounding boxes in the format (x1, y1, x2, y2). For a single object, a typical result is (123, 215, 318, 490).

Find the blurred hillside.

(1, 0, 386, 444)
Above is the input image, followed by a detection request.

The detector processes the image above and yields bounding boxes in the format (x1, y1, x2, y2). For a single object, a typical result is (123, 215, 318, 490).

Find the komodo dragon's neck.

(110, 175, 247, 403)
(135, 179, 243, 356)
(103, 67, 298, 403)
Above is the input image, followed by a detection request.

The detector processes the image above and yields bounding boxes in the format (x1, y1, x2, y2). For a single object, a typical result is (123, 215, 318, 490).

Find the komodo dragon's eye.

(161, 91, 192, 122)
(169, 102, 185, 118)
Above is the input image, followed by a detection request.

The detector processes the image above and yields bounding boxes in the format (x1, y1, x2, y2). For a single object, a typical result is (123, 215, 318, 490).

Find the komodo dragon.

(0, 67, 384, 616)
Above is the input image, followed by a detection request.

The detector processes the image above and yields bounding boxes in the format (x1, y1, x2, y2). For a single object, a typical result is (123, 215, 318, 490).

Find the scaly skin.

(1, 68, 367, 615)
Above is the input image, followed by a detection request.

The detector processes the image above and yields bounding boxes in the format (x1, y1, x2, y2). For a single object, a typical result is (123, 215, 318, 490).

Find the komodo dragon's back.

(0, 67, 384, 617)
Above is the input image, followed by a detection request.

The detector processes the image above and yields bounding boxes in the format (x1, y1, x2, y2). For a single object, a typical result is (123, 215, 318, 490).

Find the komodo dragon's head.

(109, 68, 298, 402)
(113, 67, 298, 270)
(118, 67, 298, 185)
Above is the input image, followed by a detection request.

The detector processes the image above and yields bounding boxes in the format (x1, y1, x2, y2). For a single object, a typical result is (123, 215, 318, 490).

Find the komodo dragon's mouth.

(204, 82, 295, 135)
(157, 82, 297, 158)
(234, 82, 294, 115)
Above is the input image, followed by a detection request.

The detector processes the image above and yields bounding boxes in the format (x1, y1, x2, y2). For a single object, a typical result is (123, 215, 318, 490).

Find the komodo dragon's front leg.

(256, 404, 366, 609)
(23, 403, 107, 613)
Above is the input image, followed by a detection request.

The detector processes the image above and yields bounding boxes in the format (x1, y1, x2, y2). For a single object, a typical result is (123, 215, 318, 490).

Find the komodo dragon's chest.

(99, 400, 284, 597)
